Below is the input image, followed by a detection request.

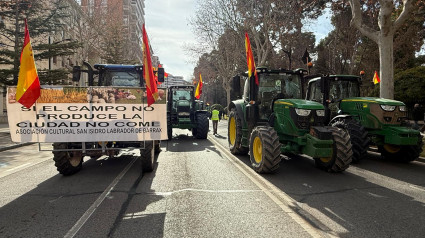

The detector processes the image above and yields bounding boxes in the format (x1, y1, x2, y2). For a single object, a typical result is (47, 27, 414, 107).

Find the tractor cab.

(307, 75, 361, 121)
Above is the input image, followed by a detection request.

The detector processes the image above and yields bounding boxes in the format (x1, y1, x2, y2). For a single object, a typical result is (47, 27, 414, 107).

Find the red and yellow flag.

(373, 71, 381, 84)
(16, 19, 40, 109)
(245, 33, 258, 85)
(142, 24, 158, 106)
(195, 74, 203, 99)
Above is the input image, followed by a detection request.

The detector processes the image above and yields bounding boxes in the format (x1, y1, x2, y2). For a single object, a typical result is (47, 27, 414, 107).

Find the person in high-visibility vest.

(211, 109, 220, 135)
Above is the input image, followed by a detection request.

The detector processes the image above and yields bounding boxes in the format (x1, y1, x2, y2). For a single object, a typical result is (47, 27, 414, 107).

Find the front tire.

(195, 113, 209, 139)
(332, 119, 369, 163)
(378, 135, 423, 163)
(249, 126, 281, 173)
(140, 141, 155, 172)
(52, 143, 83, 176)
(228, 109, 248, 155)
(315, 127, 353, 172)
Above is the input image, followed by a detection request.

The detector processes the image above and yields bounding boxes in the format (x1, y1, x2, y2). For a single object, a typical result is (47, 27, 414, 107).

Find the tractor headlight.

(316, 110, 325, 117)
(295, 108, 311, 116)
(399, 106, 407, 112)
(380, 104, 396, 112)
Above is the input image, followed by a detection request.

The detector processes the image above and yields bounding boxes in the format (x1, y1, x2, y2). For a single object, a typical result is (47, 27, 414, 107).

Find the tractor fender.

(228, 101, 246, 126)
(329, 114, 354, 126)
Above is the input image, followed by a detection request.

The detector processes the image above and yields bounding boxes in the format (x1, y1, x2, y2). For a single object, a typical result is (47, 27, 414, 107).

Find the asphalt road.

(0, 121, 424, 237)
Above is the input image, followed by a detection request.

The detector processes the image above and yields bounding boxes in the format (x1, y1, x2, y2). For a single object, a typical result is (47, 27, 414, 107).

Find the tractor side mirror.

(157, 67, 165, 82)
(72, 66, 81, 82)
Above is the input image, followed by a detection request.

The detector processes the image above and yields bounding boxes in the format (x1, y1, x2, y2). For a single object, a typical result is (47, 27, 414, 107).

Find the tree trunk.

(378, 34, 394, 99)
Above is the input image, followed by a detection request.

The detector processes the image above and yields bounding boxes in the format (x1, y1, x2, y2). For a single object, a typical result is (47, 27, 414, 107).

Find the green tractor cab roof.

(342, 97, 406, 106)
(275, 99, 325, 110)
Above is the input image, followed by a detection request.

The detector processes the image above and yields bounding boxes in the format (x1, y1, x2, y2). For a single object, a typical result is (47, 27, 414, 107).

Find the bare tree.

(348, 0, 417, 99)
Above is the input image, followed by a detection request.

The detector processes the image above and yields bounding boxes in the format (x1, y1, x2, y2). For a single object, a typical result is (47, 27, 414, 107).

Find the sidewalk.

(0, 123, 33, 152)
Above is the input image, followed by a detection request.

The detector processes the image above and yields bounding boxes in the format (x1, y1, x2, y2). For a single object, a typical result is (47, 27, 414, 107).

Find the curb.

(0, 142, 34, 152)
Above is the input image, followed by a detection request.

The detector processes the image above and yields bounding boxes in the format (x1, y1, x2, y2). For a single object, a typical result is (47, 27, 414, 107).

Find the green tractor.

(167, 85, 209, 139)
(306, 75, 423, 163)
(228, 68, 353, 173)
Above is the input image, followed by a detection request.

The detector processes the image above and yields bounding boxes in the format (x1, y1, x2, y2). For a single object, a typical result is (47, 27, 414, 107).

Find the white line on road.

(64, 157, 138, 238)
(209, 136, 333, 238)
(347, 166, 425, 203)
(6, 162, 32, 172)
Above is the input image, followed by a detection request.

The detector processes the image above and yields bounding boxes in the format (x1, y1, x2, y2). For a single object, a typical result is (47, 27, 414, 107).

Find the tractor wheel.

(315, 127, 353, 172)
(228, 109, 248, 155)
(154, 140, 161, 154)
(378, 135, 423, 163)
(249, 126, 281, 173)
(195, 113, 209, 139)
(52, 143, 83, 176)
(140, 141, 155, 172)
(332, 119, 369, 163)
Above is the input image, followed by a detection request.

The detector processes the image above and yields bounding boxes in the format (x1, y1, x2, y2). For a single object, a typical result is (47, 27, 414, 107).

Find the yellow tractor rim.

(229, 117, 236, 146)
(383, 144, 401, 154)
(253, 136, 263, 164)
(320, 157, 332, 163)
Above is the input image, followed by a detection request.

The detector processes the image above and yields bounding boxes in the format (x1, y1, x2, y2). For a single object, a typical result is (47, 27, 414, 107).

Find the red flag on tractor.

(16, 19, 40, 109)
(244, 33, 258, 85)
(195, 74, 203, 99)
(142, 24, 158, 106)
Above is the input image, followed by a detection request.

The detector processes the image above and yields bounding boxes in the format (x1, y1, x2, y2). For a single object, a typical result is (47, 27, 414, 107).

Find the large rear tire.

(140, 141, 155, 172)
(315, 127, 353, 172)
(228, 109, 248, 155)
(249, 126, 281, 173)
(378, 135, 423, 163)
(195, 113, 209, 139)
(52, 143, 83, 176)
(332, 119, 369, 163)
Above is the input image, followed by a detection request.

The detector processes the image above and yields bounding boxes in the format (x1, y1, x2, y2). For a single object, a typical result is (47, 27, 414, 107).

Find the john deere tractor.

(228, 68, 353, 173)
(167, 86, 209, 139)
(306, 75, 423, 163)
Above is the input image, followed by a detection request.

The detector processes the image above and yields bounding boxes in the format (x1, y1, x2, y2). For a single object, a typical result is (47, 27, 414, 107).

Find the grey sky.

(145, 0, 333, 81)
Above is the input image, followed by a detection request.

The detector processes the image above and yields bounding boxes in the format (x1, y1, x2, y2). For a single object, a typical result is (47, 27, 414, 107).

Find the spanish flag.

(373, 71, 380, 84)
(245, 33, 258, 85)
(142, 24, 158, 106)
(195, 74, 203, 99)
(16, 19, 40, 109)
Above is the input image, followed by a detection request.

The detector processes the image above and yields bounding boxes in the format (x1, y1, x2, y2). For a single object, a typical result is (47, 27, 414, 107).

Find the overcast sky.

(144, 0, 333, 81)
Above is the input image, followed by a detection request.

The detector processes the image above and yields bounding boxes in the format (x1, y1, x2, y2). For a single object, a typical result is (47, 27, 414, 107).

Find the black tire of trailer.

(332, 119, 369, 163)
(314, 127, 353, 172)
(195, 113, 209, 139)
(140, 141, 155, 172)
(154, 140, 161, 154)
(249, 126, 281, 173)
(52, 143, 83, 176)
(228, 109, 249, 155)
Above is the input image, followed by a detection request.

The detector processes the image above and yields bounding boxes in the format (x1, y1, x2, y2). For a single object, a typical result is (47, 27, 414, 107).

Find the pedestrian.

(211, 108, 220, 135)
(412, 104, 422, 130)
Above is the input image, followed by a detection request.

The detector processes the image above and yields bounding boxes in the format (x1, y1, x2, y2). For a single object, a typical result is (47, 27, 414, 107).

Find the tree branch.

(348, 0, 379, 43)
(393, 0, 413, 32)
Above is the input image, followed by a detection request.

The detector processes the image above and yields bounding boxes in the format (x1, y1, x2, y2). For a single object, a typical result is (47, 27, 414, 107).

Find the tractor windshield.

(329, 79, 360, 101)
(171, 89, 193, 112)
(102, 70, 141, 87)
(259, 73, 302, 102)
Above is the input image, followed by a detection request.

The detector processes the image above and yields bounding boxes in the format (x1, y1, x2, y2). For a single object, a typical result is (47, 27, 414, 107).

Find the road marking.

(64, 157, 138, 238)
(6, 162, 32, 172)
(347, 166, 425, 203)
(209, 136, 333, 238)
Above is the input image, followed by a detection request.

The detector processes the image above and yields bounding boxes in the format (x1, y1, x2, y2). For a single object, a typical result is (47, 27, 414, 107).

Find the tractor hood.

(274, 99, 325, 110)
(341, 97, 405, 106)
